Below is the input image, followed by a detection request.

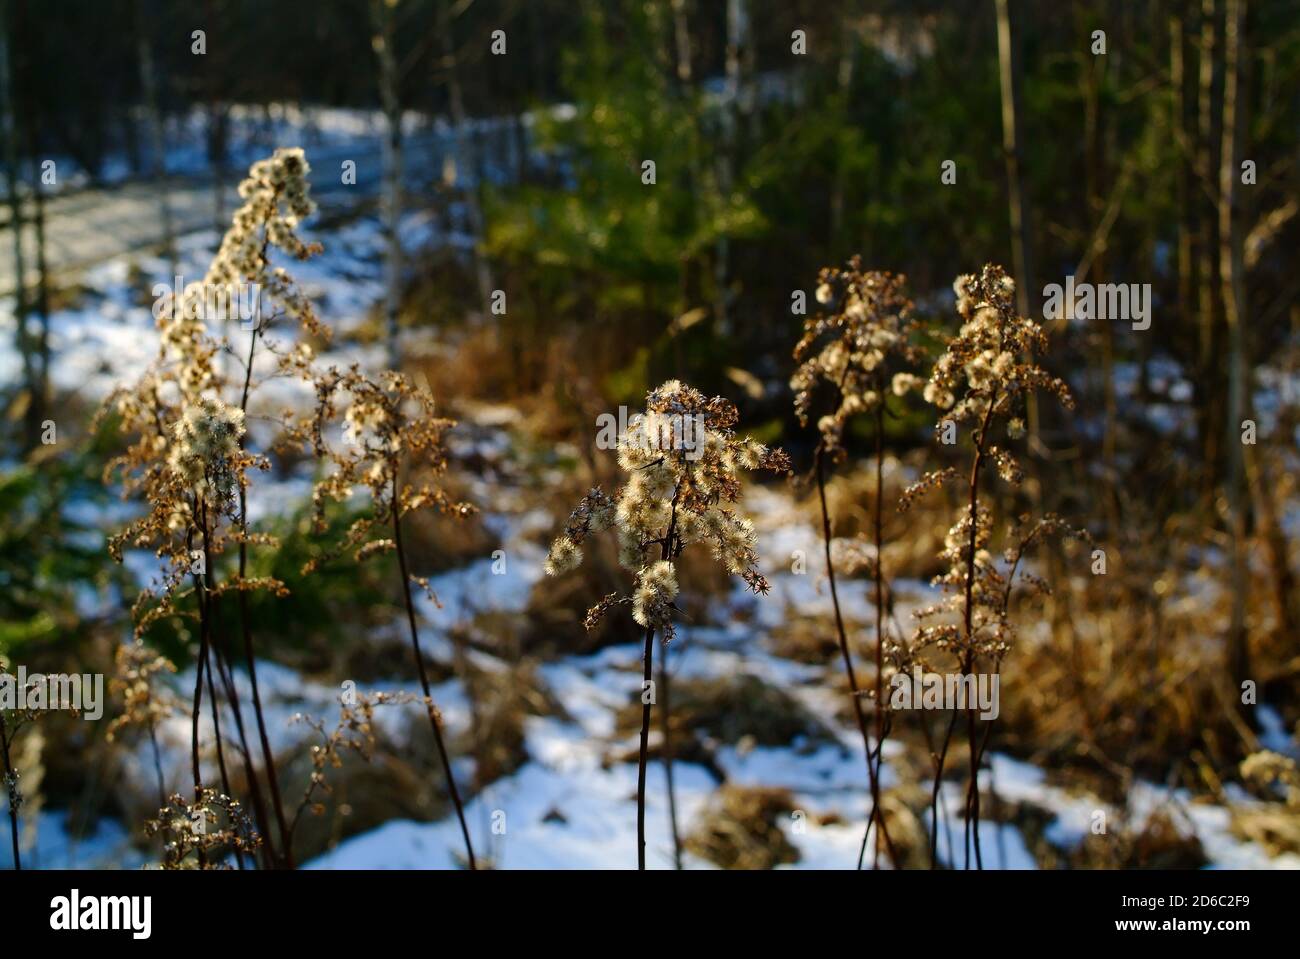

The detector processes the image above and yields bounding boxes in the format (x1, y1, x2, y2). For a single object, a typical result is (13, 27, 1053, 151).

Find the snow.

(0, 810, 145, 871)
(32, 421, 1300, 869)
(9, 116, 1299, 872)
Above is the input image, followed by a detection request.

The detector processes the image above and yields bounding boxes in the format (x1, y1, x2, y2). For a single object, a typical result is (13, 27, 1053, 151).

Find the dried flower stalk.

(546, 380, 790, 868)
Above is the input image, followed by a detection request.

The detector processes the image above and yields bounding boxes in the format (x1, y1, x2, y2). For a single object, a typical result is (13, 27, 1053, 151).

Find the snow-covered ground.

(3, 129, 1298, 870)
(16, 416, 1300, 867)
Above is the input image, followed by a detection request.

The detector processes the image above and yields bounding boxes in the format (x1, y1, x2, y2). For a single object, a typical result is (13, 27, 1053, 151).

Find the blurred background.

(1, 0, 1298, 869)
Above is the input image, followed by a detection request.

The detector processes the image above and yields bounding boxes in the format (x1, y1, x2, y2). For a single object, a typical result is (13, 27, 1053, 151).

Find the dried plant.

(793, 260, 925, 453)
(102, 148, 329, 868)
(900, 263, 1083, 868)
(1241, 750, 1300, 810)
(286, 690, 419, 855)
(106, 640, 180, 806)
(544, 379, 790, 868)
(302, 366, 479, 868)
(145, 789, 262, 870)
(0, 655, 41, 872)
(792, 259, 924, 869)
(100, 146, 488, 870)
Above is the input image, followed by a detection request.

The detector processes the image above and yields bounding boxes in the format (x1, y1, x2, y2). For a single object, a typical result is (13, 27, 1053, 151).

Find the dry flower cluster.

(145, 789, 261, 870)
(545, 378, 790, 867)
(790, 260, 927, 869)
(793, 259, 922, 456)
(903, 265, 1078, 665)
(106, 640, 179, 805)
(1242, 750, 1300, 810)
(895, 263, 1083, 868)
(87, 150, 1094, 873)
(546, 379, 791, 634)
(99, 149, 478, 870)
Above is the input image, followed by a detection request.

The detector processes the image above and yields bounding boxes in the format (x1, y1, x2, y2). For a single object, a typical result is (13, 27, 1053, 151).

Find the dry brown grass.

(684, 786, 801, 869)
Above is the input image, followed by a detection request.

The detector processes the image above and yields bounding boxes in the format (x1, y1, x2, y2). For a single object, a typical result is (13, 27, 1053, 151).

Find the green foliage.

(243, 500, 398, 657)
(486, 0, 765, 329)
(0, 447, 121, 656)
(130, 496, 397, 668)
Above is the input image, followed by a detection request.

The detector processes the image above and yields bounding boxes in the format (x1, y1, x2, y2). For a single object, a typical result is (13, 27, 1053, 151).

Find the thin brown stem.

(188, 561, 209, 869)
(958, 393, 997, 869)
(964, 706, 997, 869)
(0, 714, 21, 870)
(924, 395, 996, 869)
(196, 500, 245, 870)
(964, 697, 978, 869)
(207, 606, 273, 868)
(637, 489, 683, 870)
(871, 400, 889, 869)
(234, 318, 293, 868)
(391, 471, 477, 869)
(919, 707, 954, 864)
(637, 624, 655, 870)
(816, 445, 899, 869)
(202, 637, 242, 869)
(187, 519, 207, 806)
(929, 708, 960, 868)
(659, 650, 682, 870)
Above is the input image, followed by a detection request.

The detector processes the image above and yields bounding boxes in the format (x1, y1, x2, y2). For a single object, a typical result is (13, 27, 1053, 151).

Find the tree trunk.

(1218, 0, 1250, 703)
(830, 5, 859, 248)
(1172, 8, 1196, 343)
(670, 0, 705, 361)
(1080, 9, 1119, 537)
(0, 0, 35, 450)
(994, 0, 1034, 320)
(136, 0, 174, 275)
(671, 0, 693, 86)
(714, 0, 750, 337)
(204, 0, 226, 242)
(1198, 0, 1225, 494)
(373, 0, 404, 368)
(27, 152, 48, 433)
(438, 0, 493, 321)
(16, 0, 47, 433)
(995, 0, 1041, 471)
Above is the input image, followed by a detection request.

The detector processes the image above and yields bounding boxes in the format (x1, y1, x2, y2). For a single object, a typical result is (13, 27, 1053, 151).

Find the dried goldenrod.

(301, 366, 479, 868)
(900, 263, 1085, 870)
(792, 259, 923, 457)
(1242, 751, 1300, 809)
(102, 149, 329, 869)
(790, 259, 925, 870)
(145, 789, 261, 870)
(903, 264, 1079, 665)
(547, 379, 790, 639)
(302, 366, 473, 569)
(546, 379, 789, 869)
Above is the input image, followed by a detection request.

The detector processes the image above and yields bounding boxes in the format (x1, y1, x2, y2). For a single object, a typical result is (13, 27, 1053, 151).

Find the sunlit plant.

(301, 365, 480, 869)
(791, 258, 925, 869)
(544, 379, 790, 868)
(103, 148, 330, 868)
(106, 640, 180, 808)
(900, 263, 1085, 869)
